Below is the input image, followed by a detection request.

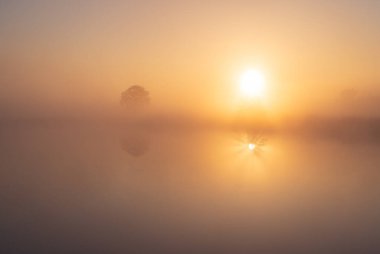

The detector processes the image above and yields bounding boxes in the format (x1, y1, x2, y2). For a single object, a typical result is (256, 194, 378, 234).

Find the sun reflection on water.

(248, 143, 256, 151)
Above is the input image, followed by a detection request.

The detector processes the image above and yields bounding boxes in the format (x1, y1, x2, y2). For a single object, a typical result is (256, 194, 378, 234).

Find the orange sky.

(0, 0, 379, 118)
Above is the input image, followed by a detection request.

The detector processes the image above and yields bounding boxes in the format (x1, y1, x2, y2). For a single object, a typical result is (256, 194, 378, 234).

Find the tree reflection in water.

(120, 135, 149, 157)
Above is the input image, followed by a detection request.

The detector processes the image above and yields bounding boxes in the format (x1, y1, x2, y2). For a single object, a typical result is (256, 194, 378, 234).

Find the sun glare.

(248, 143, 256, 151)
(239, 69, 265, 98)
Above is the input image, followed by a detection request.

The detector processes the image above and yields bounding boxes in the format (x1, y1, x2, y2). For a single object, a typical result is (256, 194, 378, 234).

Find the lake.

(1, 123, 380, 253)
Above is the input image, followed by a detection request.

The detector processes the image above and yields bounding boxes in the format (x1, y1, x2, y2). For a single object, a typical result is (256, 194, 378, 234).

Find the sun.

(239, 69, 265, 99)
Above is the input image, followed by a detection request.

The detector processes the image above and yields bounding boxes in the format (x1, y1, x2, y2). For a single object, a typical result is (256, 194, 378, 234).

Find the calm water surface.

(1, 125, 380, 253)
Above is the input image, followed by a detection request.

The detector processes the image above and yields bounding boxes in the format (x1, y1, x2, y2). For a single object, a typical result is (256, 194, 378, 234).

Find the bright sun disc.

(240, 69, 265, 98)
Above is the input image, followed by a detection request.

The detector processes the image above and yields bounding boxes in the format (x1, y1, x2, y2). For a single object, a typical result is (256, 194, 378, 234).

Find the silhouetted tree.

(121, 85, 150, 110)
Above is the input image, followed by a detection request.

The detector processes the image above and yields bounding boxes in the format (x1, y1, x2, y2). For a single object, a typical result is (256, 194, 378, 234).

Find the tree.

(121, 85, 150, 110)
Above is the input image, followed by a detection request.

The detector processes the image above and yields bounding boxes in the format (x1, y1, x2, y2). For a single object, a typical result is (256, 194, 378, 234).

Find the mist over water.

(1, 0, 379, 252)
(1, 122, 380, 253)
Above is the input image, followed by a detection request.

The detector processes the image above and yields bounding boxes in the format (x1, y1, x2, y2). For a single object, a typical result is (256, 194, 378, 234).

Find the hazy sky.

(0, 0, 379, 117)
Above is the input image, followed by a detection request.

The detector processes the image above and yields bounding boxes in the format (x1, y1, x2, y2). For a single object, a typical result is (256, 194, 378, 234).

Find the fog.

(1, 120, 380, 253)
(1, 0, 380, 252)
